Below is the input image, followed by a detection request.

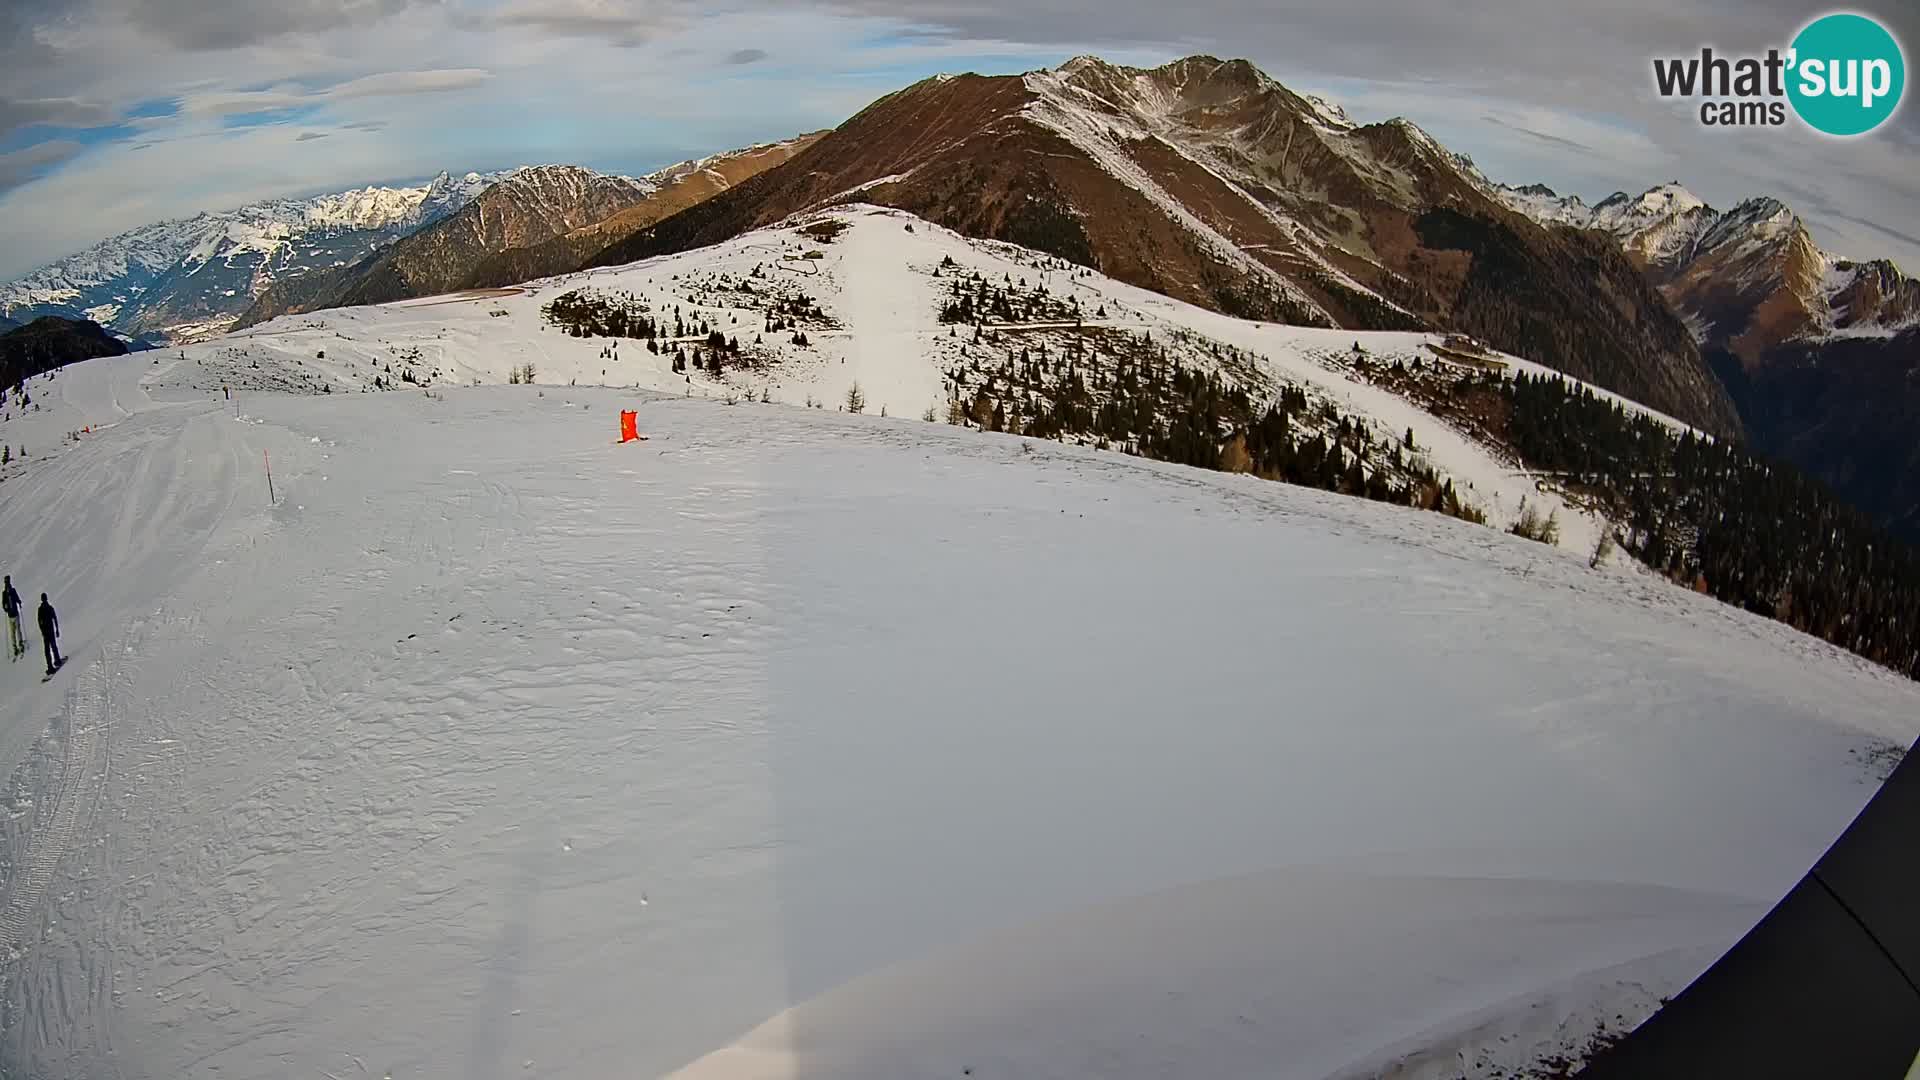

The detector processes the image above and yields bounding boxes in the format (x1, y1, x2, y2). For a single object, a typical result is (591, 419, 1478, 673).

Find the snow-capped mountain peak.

(1495, 181, 1720, 272)
(1630, 182, 1705, 215)
(1299, 92, 1355, 130)
(1590, 182, 1711, 231)
(1057, 54, 1118, 78)
(1493, 183, 1593, 227)
(1703, 196, 1797, 242)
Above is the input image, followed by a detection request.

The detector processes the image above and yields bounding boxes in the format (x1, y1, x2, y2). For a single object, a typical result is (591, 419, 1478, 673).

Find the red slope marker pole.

(264, 449, 276, 506)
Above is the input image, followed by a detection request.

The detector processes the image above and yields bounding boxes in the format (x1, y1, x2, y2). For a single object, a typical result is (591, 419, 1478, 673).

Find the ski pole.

(264, 449, 276, 506)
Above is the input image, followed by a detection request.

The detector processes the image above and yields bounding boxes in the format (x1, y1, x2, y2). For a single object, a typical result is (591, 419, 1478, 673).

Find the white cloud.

(182, 68, 493, 116)
(181, 88, 312, 117)
(329, 67, 493, 98)
(0, 140, 85, 192)
(0, 97, 116, 135)
(474, 0, 692, 44)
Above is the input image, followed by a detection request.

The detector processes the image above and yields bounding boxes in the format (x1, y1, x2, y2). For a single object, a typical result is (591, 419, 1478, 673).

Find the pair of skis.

(12, 639, 61, 681)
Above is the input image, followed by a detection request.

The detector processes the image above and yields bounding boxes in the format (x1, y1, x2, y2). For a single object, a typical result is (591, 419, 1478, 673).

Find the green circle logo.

(1787, 12, 1906, 136)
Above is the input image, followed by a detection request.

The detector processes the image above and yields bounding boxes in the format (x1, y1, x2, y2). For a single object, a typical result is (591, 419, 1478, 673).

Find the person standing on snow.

(37, 593, 60, 676)
(1, 576, 21, 660)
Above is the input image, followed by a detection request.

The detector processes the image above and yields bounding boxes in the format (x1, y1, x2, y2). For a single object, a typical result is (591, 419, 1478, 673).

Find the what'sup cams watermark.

(1653, 11, 1906, 135)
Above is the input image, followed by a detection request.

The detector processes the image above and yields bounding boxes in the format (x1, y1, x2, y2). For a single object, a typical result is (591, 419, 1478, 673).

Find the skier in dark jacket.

(37, 594, 60, 676)
(1, 577, 20, 660)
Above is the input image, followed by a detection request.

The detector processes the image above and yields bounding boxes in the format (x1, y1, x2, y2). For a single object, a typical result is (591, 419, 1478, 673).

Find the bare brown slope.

(330, 166, 654, 308)
(592, 73, 1374, 324)
(462, 135, 825, 289)
(589, 58, 1741, 436)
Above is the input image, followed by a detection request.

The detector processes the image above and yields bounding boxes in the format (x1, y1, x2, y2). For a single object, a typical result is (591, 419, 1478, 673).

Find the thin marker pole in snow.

(264, 449, 276, 506)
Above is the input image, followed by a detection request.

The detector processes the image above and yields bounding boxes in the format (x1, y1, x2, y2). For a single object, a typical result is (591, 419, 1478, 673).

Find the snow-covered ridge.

(1495, 180, 1720, 267)
(221, 203, 1688, 554)
(1494, 183, 1593, 227)
(1300, 92, 1354, 131)
(1497, 181, 1710, 238)
(1497, 181, 1827, 275)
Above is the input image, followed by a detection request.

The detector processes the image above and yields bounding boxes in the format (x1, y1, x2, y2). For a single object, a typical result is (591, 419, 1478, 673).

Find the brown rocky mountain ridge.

(1497, 181, 1920, 364)
(461, 135, 825, 290)
(585, 55, 1742, 437)
(329, 164, 656, 309)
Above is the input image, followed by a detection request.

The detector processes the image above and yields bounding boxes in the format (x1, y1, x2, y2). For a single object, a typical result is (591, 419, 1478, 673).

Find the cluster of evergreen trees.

(938, 268, 1082, 326)
(542, 277, 835, 362)
(944, 327, 1484, 524)
(667, 330, 750, 377)
(1471, 369, 1920, 678)
(542, 290, 662, 340)
(1409, 207, 1729, 435)
(764, 294, 826, 334)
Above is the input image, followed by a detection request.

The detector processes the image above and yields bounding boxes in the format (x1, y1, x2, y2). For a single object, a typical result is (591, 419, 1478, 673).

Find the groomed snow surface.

(0, 213, 1916, 1079)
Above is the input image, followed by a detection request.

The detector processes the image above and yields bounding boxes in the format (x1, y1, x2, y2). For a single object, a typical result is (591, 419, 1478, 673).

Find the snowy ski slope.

(0, 215, 1914, 1078)
(205, 205, 1702, 563)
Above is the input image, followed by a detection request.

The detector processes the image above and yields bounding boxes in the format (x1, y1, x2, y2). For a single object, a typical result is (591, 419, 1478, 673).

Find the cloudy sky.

(1, 0, 1915, 279)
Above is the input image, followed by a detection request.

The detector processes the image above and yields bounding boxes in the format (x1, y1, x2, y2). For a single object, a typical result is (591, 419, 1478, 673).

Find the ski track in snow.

(0, 656, 108, 957)
(0, 218, 1913, 1077)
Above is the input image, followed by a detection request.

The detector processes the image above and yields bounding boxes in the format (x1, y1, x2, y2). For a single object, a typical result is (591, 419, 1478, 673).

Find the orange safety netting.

(619, 410, 639, 443)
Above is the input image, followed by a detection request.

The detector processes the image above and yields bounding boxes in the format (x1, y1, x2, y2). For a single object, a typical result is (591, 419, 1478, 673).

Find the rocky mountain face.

(1496, 182, 1920, 362)
(1499, 180, 1920, 539)
(0, 316, 131, 387)
(0, 172, 505, 343)
(236, 166, 659, 326)
(461, 135, 825, 291)
(590, 56, 1741, 437)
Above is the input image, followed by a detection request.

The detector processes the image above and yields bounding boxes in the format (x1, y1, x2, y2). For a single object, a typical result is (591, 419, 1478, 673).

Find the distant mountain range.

(0, 149, 822, 346)
(235, 137, 822, 329)
(0, 171, 515, 343)
(1494, 181, 1920, 358)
